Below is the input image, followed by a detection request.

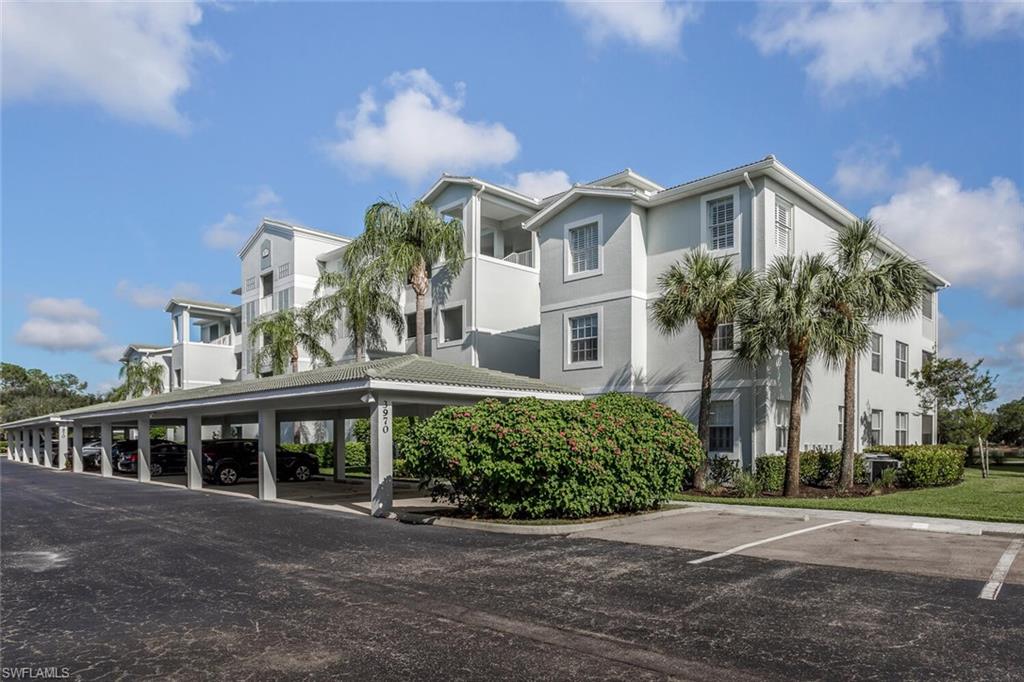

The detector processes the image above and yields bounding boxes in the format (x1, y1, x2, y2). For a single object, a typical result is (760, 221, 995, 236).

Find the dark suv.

(112, 439, 173, 473)
(201, 439, 319, 486)
(115, 440, 187, 476)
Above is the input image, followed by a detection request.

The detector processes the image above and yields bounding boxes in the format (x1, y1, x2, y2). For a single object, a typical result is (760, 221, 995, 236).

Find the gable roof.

(236, 217, 351, 260)
(164, 298, 236, 314)
(420, 174, 547, 208)
(584, 168, 663, 193)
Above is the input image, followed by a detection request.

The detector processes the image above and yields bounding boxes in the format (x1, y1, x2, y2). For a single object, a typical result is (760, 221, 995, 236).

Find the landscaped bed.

(674, 464, 1024, 524)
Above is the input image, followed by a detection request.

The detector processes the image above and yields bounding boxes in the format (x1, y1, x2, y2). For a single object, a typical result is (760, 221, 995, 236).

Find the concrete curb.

(397, 505, 711, 535)
(666, 501, 1024, 537)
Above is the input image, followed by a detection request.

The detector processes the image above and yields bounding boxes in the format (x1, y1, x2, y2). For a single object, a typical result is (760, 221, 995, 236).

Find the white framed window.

(245, 276, 256, 292)
(563, 307, 603, 370)
(895, 412, 909, 446)
(439, 303, 465, 346)
(870, 410, 883, 447)
(895, 341, 908, 379)
(870, 333, 883, 373)
(775, 401, 790, 452)
(278, 262, 291, 278)
(276, 288, 291, 312)
(921, 291, 933, 320)
(838, 406, 845, 442)
(564, 215, 602, 281)
(405, 311, 432, 341)
(711, 323, 735, 352)
(922, 414, 934, 445)
(709, 401, 734, 454)
(775, 196, 793, 253)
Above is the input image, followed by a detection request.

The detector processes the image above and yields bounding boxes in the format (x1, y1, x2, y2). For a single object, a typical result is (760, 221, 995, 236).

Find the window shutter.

(775, 198, 792, 251)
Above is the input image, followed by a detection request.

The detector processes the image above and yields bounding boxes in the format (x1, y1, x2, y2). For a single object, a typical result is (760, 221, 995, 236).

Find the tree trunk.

(978, 435, 988, 479)
(693, 330, 714, 491)
(838, 352, 857, 491)
(784, 351, 808, 498)
(355, 333, 366, 363)
(411, 259, 429, 357)
(291, 345, 299, 374)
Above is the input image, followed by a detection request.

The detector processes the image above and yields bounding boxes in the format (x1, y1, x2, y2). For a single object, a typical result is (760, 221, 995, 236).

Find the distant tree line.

(0, 362, 102, 423)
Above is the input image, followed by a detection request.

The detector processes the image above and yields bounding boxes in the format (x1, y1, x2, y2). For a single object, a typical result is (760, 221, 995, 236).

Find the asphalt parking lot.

(2, 460, 1022, 681)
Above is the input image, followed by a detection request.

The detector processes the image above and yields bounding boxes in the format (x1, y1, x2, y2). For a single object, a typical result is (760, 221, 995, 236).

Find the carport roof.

(2, 355, 580, 428)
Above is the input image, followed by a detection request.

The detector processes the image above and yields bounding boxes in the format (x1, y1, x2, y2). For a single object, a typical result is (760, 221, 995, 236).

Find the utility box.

(861, 453, 901, 482)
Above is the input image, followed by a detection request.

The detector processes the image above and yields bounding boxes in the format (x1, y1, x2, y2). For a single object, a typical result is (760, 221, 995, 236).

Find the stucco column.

(30, 428, 39, 465)
(137, 416, 151, 483)
(72, 423, 84, 473)
(100, 422, 113, 477)
(257, 408, 277, 501)
(369, 395, 393, 517)
(58, 425, 69, 470)
(14, 430, 22, 462)
(332, 416, 346, 483)
(220, 416, 233, 440)
(186, 414, 202, 490)
(42, 425, 53, 468)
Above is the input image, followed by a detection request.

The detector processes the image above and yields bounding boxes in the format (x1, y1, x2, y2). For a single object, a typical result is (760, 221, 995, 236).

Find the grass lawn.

(673, 464, 1024, 524)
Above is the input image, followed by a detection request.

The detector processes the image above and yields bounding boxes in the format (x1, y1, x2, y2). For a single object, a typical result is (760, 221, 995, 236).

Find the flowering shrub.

(404, 393, 702, 519)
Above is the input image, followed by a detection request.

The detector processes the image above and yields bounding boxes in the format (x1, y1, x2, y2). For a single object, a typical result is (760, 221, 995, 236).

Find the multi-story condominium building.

(120, 155, 945, 464)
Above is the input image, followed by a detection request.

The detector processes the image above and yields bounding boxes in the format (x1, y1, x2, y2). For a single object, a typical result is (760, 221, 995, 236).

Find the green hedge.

(279, 441, 369, 469)
(868, 445, 966, 487)
(404, 393, 703, 519)
(754, 452, 867, 492)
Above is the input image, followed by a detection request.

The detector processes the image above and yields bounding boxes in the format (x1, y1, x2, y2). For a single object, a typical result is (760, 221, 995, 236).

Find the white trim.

(474, 327, 540, 341)
(698, 323, 739, 361)
(562, 306, 603, 371)
(707, 392, 742, 461)
(700, 187, 741, 257)
(524, 186, 635, 231)
(437, 299, 467, 348)
(477, 253, 538, 273)
(370, 380, 581, 402)
(237, 218, 350, 260)
(563, 214, 604, 282)
(541, 289, 649, 314)
(420, 175, 542, 209)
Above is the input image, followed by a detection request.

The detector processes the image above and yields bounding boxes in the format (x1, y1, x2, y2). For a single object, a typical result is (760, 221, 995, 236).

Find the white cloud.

(868, 167, 1024, 306)
(93, 345, 127, 364)
(203, 186, 286, 250)
(749, 3, 948, 94)
(510, 170, 572, 199)
(247, 185, 282, 210)
(202, 213, 245, 250)
(564, 1, 699, 52)
(833, 141, 900, 197)
(2, 2, 217, 132)
(961, 1, 1024, 39)
(327, 69, 520, 184)
(26, 297, 100, 322)
(115, 280, 202, 309)
(16, 318, 106, 352)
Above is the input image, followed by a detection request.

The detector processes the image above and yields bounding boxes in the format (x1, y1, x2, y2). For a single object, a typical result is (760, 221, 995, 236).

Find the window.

(921, 291, 933, 320)
(278, 263, 290, 278)
(707, 196, 735, 250)
(775, 197, 793, 252)
(711, 323, 734, 352)
(235, 353, 242, 371)
(775, 401, 790, 452)
(870, 410, 883, 447)
(568, 222, 599, 274)
(838, 406, 845, 442)
(261, 272, 274, 297)
(922, 350, 934, 369)
(895, 412, 909, 446)
(245, 276, 256, 292)
(569, 313, 599, 363)
(870, 333, 883, 373)
(922, 414, 934, 445)
(244, 301, 256, 325)
(441, 306, 463, 343)
(276, 288, 291, 312)
(709, 401, 734, 453)
(405, 311, 432, 340)
(174, 369, 182, 389)
(895, 341, 908, 379)
(208, 323, 219, 341)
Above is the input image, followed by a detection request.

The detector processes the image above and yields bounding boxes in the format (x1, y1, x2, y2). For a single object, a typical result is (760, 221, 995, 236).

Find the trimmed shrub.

(732, 471, 760, 498)
(279, 441, 369, 470)
(708, 456, 740, 485)
(755, 455, 786, 492)
(404, 393, 703, 519)
(870, 445, 966, 487)
(756, 452, 868, 492)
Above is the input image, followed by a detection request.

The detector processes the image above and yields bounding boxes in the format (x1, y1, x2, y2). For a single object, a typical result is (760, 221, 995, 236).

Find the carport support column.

(100, 422, 113, 477)
(42, 425, 53, 468)
(30, 428, 39, 465)
(186, 414, 202, 490)
(137, 416, 151, 483)
(369, 396, 393, 517)
(58, 425, 68, 470)
(258, 408, 277, 501)
(72, 423, 84, 473)
(332, 416, 346, 482)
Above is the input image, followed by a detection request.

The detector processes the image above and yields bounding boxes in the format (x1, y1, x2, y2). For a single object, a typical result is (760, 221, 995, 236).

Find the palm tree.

(738, 253, 835, 497)
(114, 360, 164, 400)
(828, 219, 926, 490)
(313, 255, 404, 362)
(652, 249, 754, 490)
(343, 199, 464, 356)
(248, 304, 334, 376)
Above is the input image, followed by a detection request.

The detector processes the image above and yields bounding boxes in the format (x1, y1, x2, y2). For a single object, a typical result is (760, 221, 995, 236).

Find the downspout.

(470, 186, 484, 367)
(744, 171, 758, 467)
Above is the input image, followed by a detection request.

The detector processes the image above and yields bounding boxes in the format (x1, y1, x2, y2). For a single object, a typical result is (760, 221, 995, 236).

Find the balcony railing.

(502, 250, 534, 268)
(260, 295, 274, 315)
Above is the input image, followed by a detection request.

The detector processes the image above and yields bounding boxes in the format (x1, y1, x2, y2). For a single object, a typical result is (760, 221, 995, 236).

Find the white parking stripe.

(688, 520, 851, 565)
(979, 538, 1023, 600)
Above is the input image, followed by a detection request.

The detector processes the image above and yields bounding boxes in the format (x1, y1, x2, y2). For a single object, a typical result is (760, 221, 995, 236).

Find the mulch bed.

(685, 483, 887, 500)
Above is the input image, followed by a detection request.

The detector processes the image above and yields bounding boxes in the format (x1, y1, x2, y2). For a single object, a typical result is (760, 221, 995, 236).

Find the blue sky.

(2, 1, 1022, 399)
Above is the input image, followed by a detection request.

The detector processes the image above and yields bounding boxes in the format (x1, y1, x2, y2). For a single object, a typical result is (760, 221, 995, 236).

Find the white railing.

(502, 250, 534, 268)
(260, 295, 274, 315)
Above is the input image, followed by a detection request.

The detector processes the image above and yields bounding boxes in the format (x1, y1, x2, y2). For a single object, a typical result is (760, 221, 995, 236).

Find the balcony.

(502, 250, 534, 268)
(260, 295, 274, 315)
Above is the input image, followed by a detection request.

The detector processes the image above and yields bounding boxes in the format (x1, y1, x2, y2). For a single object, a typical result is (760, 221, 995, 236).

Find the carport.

(4, 355, 580, 516)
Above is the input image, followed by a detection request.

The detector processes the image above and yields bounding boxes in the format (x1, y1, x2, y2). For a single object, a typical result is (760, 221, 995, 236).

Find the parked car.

(112, 439, 172, 473)
(80, 440, 105, 469)
(115, 441, 187, 476)
(201, 439, 319, 485)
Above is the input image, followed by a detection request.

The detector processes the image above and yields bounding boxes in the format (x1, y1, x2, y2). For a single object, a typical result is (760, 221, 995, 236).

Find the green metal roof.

(3, 356, 579, 428)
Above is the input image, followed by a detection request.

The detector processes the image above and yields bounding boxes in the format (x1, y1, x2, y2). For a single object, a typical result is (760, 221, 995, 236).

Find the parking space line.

(979, 538, 1023, 601)
(688, 520, 851, 565)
